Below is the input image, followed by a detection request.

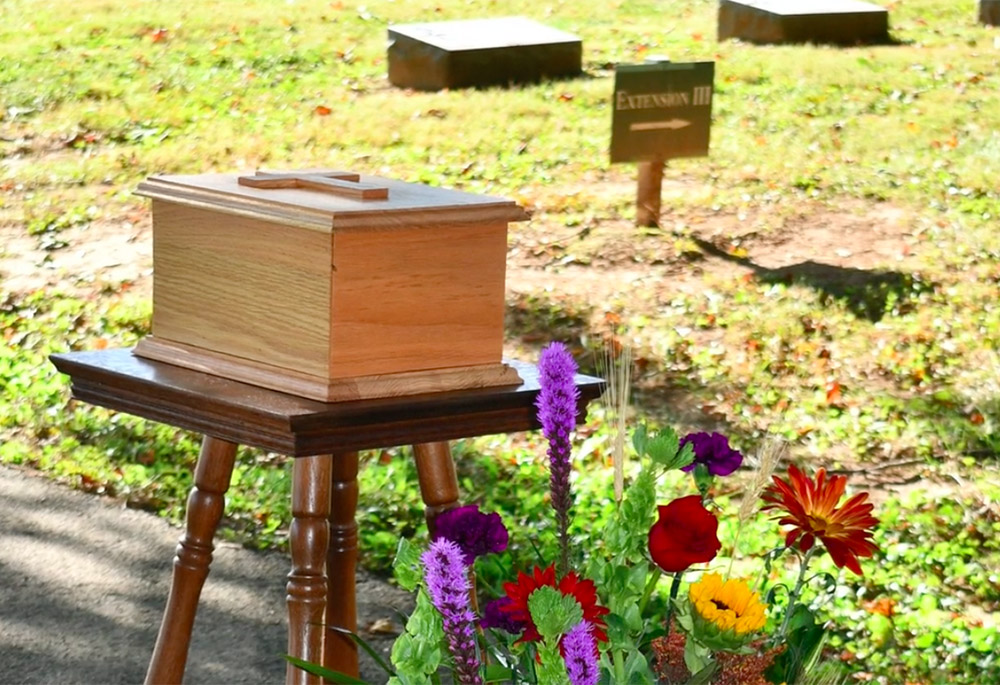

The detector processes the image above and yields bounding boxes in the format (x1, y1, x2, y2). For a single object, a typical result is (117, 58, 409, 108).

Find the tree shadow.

(691, 237, 932, 322)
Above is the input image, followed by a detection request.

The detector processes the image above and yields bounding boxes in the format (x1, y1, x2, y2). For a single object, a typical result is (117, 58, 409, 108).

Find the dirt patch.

(0, 217, 153, 296)
(506, 198, 924, 327)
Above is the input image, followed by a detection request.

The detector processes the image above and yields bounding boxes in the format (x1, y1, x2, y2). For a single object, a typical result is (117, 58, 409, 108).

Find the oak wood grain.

(137, 172, 529, 232)
(148, 201, 332, 378)
(134, 337, 522, 402)
(329, 221, 507, 377)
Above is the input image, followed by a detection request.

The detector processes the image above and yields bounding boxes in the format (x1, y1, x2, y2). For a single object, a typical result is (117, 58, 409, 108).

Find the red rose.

(648, 495, 721, 573)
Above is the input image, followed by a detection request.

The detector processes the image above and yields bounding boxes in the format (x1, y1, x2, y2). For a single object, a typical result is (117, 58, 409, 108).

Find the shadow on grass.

(691, 237, 932, 322)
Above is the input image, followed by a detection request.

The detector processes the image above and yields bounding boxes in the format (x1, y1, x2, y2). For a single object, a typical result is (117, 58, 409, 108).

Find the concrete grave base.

(718, 0, 890, 45)
(981, 0, 1000, 26)
(387, 16, 582, 91)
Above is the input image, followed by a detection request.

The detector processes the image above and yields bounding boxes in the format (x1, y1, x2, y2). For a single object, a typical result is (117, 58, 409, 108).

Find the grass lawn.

(2, 0, 999, 682)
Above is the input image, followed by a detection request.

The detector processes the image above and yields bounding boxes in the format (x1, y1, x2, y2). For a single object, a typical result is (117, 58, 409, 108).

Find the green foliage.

(388, 589, 443, 684)
(3, 1, 1000, 681)
(282, 656, 368, 685)
(392, 538, 424, 593)
(764, 606, 827, 685)
(600, 468, 657, 564)
(529, 586, 584, 642)
(632, 424, 693, 472)
(535, 639, 571, 685)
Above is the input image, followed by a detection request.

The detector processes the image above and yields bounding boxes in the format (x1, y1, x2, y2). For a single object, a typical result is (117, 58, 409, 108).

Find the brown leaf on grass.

(826, 379, 842, 404)
(150, 28, 169, 43)
(863, 597, 897, 617)
(314, 105, 332, 116)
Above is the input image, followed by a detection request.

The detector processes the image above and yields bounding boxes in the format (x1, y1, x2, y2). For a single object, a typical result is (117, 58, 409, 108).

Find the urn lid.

(136, 169, 528, 232)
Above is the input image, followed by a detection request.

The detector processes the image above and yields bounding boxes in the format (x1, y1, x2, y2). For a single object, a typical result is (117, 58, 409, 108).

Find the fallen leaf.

(365, 618, 399, 636)
(825, 380, 842, 404)
(315, 105, 332, 116)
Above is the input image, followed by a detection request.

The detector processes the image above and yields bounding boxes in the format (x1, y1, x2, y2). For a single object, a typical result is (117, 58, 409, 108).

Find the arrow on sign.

(630, 119, 691, 131)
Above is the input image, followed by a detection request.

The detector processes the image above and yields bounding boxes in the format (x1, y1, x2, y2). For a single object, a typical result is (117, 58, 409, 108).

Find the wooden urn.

(134, 169, 529, 401)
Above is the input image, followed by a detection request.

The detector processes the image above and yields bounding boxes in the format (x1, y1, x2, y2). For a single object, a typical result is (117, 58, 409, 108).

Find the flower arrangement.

(310, 342, 880, 684)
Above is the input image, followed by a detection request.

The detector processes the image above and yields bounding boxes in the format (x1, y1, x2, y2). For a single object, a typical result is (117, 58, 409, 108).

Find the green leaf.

(390, 589, 443, 680)
(622, 603, 643, 632)
(785, 603, 817, 633)
(643, 426, 680, 467)
(631, 423, 649, 459)
(484, 664, 515, 682)
(528, 586, 584, 642)
(622, 649, 656, 684)
(764, 623, 826, 684)
(392, 538, 424, 592)
(327, 626, 395, 677)
(282, 655, 369, 684)
(693, 462, 713, 496)
(682, 638, 714, 678)
(604, 468, 657, 562)
(686, 660, 720, 685)
(604, 612, 630, 648)
(536, 639, 571, 685)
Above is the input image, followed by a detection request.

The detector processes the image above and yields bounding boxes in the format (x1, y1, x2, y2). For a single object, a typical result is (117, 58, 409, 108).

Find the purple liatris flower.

(536, 342, 580, 574)
(479, 596, 527, 635)
(680, 431, 744, 476)
(421, 539, 484, 685)
(431, 505, 509, 567)
(563, 620, 599, 685)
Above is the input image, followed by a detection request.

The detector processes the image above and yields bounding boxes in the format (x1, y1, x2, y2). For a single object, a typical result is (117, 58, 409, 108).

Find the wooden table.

(50, 348, 603, 684)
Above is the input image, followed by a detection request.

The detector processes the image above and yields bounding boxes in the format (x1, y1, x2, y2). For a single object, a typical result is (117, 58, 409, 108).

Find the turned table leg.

(413, 441, 461, 533)
(145, 436, 237, 685)
(324, 452, 360, 678)
(287, 454, 333, 685)
(413, 442, 479, 612)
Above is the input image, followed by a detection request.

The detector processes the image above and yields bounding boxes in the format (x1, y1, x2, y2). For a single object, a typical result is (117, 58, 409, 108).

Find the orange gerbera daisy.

(762, 464, 878, 575)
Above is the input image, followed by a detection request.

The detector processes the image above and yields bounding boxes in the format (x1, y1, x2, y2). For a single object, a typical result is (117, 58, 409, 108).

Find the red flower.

(500, 564, 609, 644)
(648, 495, 721, 573)
(762, 464, 879, 576)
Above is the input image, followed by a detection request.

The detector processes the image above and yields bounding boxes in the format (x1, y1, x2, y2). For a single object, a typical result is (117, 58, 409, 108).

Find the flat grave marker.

(982, 0, 1000, 26)
(718, 0, 890, 45)
(387, 16, 582, 91)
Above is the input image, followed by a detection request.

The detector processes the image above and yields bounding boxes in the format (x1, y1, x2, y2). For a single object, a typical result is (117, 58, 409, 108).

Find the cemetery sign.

(610, 61, 714, 163)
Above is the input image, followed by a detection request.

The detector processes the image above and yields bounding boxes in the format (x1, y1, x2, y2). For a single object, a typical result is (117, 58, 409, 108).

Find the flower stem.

(662, 571, 684, 637)
(638, 567, 663, 615)
(613, 649, 626, 683)
(776, 547, 818, 641)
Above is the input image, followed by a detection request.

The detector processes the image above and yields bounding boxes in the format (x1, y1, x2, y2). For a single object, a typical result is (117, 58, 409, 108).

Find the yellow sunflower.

(689, 573, 767, 644)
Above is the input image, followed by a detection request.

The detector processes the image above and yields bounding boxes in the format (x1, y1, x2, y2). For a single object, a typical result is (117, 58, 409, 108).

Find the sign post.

(611, 60, 714, 227)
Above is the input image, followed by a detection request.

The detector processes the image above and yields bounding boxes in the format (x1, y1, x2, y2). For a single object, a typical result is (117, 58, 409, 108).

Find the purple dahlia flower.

(679, 431, 744, 476)
(431, 505, 509, 567)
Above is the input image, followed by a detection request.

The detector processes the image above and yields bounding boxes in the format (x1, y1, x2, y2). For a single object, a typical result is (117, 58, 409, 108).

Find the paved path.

(0, 465, 407, 684)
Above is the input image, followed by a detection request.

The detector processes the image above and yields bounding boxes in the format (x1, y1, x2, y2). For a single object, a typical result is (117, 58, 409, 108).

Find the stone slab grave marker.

(718, 0, 890, 45)
(982, 0, 1000, 26)
(387, 16, 582, 91)
(610, 60, 715, 227)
